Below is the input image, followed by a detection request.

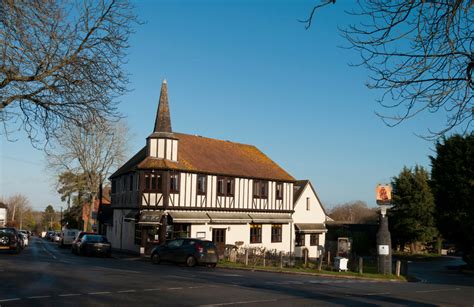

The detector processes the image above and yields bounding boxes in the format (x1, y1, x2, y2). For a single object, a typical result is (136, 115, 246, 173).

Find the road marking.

(88, 291, 112, 295)
(0, 298, 21, 302)
(27, 295, 51, 299)
(167, 287, 183, 290)
(199, 299, 278, 306)
(58, 294, 82, 297)
(365, 292, 391, 296)
(415, 288, 460, 293)
(117, 290, 136, 293)
(93, 266, 140, 274)
(143, 288, 160, 292)
(188, 286, 206, 289)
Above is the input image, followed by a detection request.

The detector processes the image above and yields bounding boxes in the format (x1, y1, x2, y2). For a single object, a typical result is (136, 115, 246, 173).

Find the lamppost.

(376, 184, 392, 275)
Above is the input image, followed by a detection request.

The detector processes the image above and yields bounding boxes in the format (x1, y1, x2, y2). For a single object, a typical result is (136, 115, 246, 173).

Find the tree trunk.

(89, 194, 96, 232)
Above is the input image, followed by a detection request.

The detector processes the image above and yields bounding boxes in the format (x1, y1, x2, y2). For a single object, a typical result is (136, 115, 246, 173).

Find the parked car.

(0, 227, 22, 254)
(18, 232, 28, 247)
(59, 229, 80, 247)
(53, 232, 61, 243)
(45, 231, 55, 241)
(151, 238, 218, 267)
(75, 235, 111, 257)
(19, 230, 29, 239)
(71, 231, 96, 254)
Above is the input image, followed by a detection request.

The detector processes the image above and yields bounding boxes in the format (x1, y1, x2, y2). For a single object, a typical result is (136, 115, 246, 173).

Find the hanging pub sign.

(376, 184, 392, 206)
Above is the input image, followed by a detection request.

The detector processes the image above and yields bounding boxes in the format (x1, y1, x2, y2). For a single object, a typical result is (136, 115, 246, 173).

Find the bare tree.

(301, 1, 473, 138)
(0, 0, 137, 146)
(328, 200, 378, 223)
(0, 194, 32, 227)
(46, 118, 128, 231)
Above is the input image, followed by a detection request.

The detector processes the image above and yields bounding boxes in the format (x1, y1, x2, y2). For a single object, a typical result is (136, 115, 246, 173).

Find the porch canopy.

(248, 213, 293, 224)
(294, 223, 327, 234)
(138, 210, 164, 225)
(168, 211, 210, 224)
(207, 212, 252, 224)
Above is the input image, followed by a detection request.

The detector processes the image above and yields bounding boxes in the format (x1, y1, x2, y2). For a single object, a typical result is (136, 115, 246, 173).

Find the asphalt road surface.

(0, 237, 473, 306)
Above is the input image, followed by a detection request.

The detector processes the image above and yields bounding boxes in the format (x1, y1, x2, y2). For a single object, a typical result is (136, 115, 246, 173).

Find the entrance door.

(212, 228, 226, 257)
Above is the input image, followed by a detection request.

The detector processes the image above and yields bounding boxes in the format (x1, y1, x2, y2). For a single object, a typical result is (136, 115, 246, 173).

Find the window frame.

(275, 182, 283, 200)
(197, 174, 207, 195)
(253, 180, 269, 199)
(217, 176, 235, 197)
(143, 172, 163, 193)
(271, 224, 282, 243)
(310, 234, 319, 246)
(169, 172, 180, 194)
(295, 232, 305, 247)
(249, 224, 262, 244)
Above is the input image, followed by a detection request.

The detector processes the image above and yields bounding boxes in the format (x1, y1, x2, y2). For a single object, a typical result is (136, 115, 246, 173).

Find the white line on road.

(143, 288, 161, 292)
(365, 292, 391, 296)
(199, 299, 278, 306)
(58, 294, 82, 297)
(0, 298, 21, 302)
(167, 287, 183, 290)
(188, 286, 206, 289)
(117, 290, 136, 293)
(27, 295, 51, 299)
(93, 266, 140, 274)
(88, 291, 112, 295)
(415, 288, 460, 293)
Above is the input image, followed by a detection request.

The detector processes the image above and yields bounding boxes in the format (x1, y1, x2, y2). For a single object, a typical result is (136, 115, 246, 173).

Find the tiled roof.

(111, 133, 294, 181)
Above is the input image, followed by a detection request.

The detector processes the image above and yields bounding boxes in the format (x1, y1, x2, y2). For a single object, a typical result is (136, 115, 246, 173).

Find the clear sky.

(0, 0, 449, 212)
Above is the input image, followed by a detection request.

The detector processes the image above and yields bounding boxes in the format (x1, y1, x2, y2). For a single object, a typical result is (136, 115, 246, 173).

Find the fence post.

(280, 251, 283, 269)
(263, 249, 266, 267)
(358, 257, 363, 274)
(245, 249, 249, 267)
(396, 260, 401, 277)
(318, 255, 323, 271)
(304, 249, 308, 268)
(327, 251, 331, 268)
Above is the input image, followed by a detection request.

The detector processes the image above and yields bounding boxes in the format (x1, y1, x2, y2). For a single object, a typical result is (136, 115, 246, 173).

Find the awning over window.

(249, 213, 292, 224)
(138, 210, 164, 225)
(295, 223, 327, 233)
(123, 210, 139, 222)
(168, 211, 210, 224)
(207, 212, 252, 224)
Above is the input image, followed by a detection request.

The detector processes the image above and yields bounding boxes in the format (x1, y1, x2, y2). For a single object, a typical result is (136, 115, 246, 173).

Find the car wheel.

(207, 263, 217, 268)
(151, 253, 161, 264)
(186, 255, 197, 267)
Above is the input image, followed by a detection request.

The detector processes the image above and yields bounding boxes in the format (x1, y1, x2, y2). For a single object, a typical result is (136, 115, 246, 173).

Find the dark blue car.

(151, 238, 218, 267)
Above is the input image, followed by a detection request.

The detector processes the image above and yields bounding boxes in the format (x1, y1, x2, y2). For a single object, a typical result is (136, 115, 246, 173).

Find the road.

(0, 237, 473, 306)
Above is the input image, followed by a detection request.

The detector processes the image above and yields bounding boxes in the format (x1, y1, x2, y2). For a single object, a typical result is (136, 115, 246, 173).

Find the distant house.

(0, 202, 7, 227)
(82, 187, 111, 232)
(108, 81, 328, 256)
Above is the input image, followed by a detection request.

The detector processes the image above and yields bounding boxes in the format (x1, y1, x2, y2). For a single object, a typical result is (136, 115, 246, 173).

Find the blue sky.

(1, 0, 447, 211)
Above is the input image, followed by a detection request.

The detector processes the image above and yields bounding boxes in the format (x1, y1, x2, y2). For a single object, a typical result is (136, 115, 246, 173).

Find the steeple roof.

(153, 80, 172, 134)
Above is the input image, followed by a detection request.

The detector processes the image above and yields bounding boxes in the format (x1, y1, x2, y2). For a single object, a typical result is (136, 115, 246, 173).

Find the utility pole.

(60, 206, 63, 230)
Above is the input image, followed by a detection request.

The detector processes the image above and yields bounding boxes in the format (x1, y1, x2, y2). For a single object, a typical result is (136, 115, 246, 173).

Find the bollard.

(263, 249, 266, 267)
(304, 249, 308, 268)
(318, 256, 323, 271)
(280, 251, 283, 269)
(396, 260, 401, 277)
(245, 249, 249, 266)
(359, 257, 363, 274)
(327, 251, 331, 267)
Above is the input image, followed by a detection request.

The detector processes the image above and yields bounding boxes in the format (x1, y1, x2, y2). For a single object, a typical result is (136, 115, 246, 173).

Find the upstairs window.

(197, 175, 207, 195)
(144, 172, 163, 193)
(253, 180, 268, 199)
(217, 176, 234, 197)
(170, 172, 180, 194)
(306, 197, 311, 211)
(275, 182, 283, 200)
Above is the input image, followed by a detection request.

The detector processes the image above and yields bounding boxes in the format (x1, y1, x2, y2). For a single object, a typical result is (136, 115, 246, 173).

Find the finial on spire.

(153, 80, 172, 133)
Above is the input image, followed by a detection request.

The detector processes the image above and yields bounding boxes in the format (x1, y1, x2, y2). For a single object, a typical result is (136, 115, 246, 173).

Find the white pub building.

(108, 81, 328, 258)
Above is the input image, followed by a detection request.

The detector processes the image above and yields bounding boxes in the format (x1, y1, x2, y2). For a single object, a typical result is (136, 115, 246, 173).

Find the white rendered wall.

(0, 208, 6, 226)
(110, 210, 139, 253)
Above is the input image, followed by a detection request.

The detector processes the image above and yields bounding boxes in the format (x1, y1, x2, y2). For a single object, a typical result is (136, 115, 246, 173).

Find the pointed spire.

(153, 80, 172, 133)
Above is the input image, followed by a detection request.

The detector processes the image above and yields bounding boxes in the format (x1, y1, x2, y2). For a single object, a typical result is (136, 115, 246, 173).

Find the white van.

(60, 229, 80, 247)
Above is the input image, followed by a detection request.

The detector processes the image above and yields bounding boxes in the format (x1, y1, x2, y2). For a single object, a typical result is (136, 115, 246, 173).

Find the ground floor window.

(310, 234, 319, 246)
(295, 232, 305, 246)
(167, 223, 190, 239)
(271, 224, 282, 243)
(250, 224, 262, 243)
